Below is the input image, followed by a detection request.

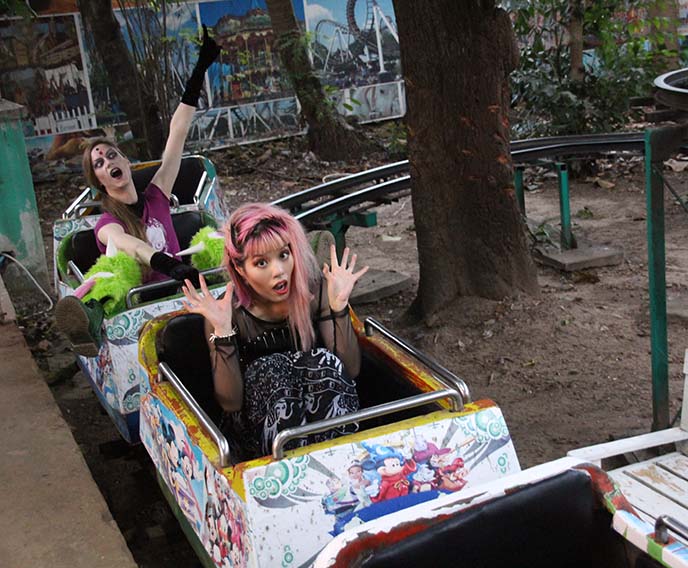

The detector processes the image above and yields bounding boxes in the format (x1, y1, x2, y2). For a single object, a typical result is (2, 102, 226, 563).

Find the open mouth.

(110, 167, 122, 179)
(273, 281, 289, 295)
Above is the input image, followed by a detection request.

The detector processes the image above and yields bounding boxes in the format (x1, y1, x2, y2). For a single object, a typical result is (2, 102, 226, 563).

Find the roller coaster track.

(654, 68, 688, 112)
(274, 132, 647, 226)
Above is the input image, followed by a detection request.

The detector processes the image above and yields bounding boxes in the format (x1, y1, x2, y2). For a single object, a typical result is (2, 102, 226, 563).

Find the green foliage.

(0, 0, 34, 17)
(506, 0, 678, 137)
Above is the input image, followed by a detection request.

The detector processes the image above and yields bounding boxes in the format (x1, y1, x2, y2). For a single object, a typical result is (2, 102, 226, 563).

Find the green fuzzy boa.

(190, 226, 225, 270)
(56, 234, 72, 282)
(82, 252, 142, 317)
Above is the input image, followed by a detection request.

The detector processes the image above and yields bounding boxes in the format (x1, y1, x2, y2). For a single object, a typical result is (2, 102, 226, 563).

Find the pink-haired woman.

(182, 203, 368, 460)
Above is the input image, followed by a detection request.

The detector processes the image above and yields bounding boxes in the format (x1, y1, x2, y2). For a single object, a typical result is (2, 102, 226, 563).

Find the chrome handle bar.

(158, 362, 231, 467)
(67, 260, 85, 284)
(272, 388, 462, 460)
(125, 266, 227, 309)
(656, 514, 688, 544)
(364, 317, 471, 405)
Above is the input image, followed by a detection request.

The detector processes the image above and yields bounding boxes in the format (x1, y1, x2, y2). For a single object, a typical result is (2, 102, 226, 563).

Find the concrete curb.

(0, 276, 136, 567)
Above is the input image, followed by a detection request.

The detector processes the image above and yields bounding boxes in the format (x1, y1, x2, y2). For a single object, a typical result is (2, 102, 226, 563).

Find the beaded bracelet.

(209, 328, 237, 344)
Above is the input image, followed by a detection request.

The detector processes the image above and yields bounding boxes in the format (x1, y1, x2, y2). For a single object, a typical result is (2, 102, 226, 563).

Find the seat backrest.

(132, 156, 205, 205)
(171, 210, 205, 251)
(69, 229, 102, 275)
(356, 469, 620, 568)
(157, 313, 222, 425)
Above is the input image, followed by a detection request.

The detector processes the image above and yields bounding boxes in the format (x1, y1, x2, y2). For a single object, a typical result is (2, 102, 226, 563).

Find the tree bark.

(393, 1, 538, 320)
(569, 0, 584, 82)
(265, 0, 363, 161)
(78, 0, 163, 160)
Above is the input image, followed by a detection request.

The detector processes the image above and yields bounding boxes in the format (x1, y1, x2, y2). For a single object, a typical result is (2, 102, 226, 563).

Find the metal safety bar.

(272, 388, 463, 460)
(67, 260, 85, 284)
(655, 514, 688, 544)
(192, 170, 208, 204)
(159, 362, 231, 467)
(364, 317, 471, 405)
(125, 265, 227, 309)
(63, 187, 93, 219)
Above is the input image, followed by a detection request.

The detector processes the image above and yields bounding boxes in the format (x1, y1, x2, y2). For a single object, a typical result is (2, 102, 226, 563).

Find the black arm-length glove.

(150, 252, 200, 287)
(181, 24, 222, 107)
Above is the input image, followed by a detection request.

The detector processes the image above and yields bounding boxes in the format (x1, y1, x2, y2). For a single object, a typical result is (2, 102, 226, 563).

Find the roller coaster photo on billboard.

(303, 0, 400, 88)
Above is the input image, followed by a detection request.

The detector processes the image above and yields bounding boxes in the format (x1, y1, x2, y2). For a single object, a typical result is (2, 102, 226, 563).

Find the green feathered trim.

(56, 233, 73, 282)
(82, 252, 142, 317)
(190, 226, 225, 270)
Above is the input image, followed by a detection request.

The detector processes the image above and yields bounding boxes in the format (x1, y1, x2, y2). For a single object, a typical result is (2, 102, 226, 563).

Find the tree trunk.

(648, 0, 680, 72)
(569, 0, 584, 82)
(78, 0, 163, 160)
(265, 0, 363, 161)
(393, 1, 538, 320)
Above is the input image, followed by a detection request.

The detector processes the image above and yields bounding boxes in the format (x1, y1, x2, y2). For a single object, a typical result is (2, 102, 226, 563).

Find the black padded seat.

(171, 210, 205, 251)
(68, 229, 102, 275)
(132, 156, 205, 205)
(355, 469, 626, 568)
(157, 313, 222, 425)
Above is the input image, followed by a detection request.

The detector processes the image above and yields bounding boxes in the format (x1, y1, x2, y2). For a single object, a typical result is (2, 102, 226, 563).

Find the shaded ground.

(20, 123, 688, 565)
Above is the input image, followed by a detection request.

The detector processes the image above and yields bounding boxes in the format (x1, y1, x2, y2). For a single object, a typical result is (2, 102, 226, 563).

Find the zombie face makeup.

(90, 144, 133, 199)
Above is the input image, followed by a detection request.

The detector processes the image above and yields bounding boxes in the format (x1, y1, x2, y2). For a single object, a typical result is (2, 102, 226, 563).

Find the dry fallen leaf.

(595, 178, 616, 190)
(666, 158, 688, 173)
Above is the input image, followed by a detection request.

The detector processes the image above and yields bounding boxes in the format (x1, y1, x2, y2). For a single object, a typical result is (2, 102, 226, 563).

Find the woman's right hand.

(181, 274, 235, 336)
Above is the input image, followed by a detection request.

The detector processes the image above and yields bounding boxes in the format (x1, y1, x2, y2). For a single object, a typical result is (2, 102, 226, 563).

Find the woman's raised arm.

(152, 25, 221, 198)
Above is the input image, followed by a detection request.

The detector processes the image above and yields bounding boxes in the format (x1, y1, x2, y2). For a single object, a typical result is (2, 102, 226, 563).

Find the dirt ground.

(21, 123, 688, 565)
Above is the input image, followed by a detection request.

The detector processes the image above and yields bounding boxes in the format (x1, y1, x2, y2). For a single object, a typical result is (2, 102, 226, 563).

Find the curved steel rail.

(654, 68, 688, 112)
(364, 317, 471, 405)
(273, 160, 409, 212)
(272, 388, 463, 460)
(274, 132, 648, 225)
(159, 362, 231, 467)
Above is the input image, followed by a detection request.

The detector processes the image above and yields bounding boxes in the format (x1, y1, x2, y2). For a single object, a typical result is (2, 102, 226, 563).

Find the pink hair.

(223, 203, 320, 350)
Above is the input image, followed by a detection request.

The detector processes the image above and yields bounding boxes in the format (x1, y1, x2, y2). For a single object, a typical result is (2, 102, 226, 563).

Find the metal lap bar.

(272, 388, 462, 460)
(193, 170, 208, 204)
(67, 260, 85, 284)
(159, 362, 231, 467)
(125, 266, 227, 309)
(364, 317, 471, 405)
(71, 200, 102, 216)
(655, 515, 688, 544)
(63, 187, 93, 219)
(169, 194, 180, 208)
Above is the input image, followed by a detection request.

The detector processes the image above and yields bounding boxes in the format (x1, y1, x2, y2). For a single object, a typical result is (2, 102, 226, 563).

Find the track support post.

(556, 162, 573, 250)
(644, 128, 681, 431)
(514, 165, 525, 215)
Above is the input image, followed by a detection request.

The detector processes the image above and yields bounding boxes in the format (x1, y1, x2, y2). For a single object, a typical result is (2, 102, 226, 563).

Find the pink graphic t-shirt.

(94, 183, 180, 283)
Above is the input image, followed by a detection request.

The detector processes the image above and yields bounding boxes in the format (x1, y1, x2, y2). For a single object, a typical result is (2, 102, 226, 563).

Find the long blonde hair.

(82, 138, 147, 243)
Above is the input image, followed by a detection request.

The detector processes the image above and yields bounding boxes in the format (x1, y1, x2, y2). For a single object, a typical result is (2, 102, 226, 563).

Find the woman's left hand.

(323, 245, 369, 313)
